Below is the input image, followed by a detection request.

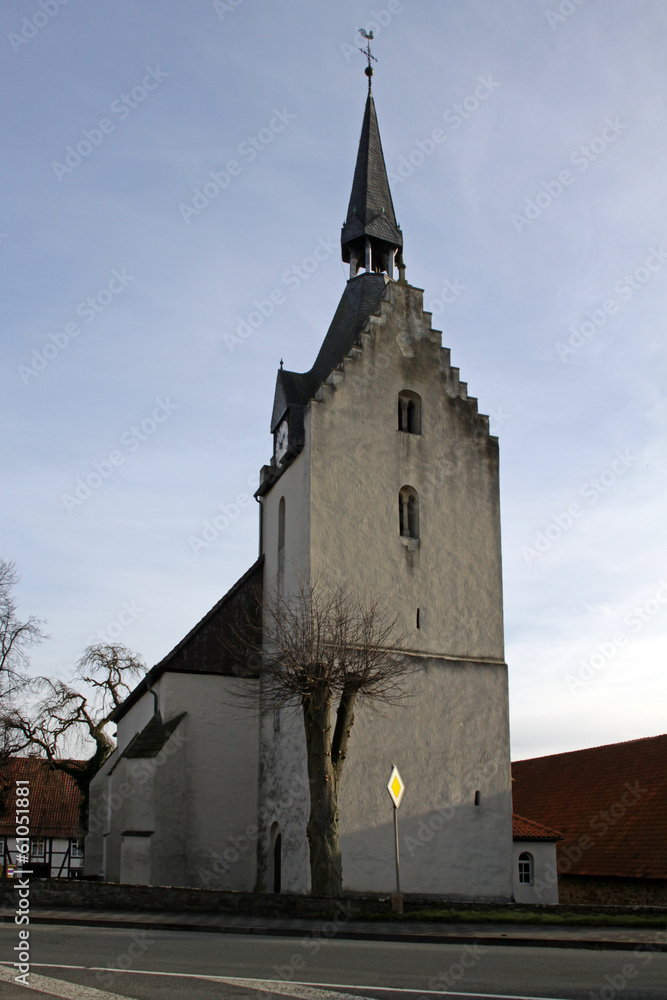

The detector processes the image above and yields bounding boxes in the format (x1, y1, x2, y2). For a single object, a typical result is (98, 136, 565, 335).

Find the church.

(86, 66, 518, 901)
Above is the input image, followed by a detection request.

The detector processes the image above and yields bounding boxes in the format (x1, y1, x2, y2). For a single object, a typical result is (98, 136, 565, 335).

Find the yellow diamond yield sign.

(387, 765, 405, 808)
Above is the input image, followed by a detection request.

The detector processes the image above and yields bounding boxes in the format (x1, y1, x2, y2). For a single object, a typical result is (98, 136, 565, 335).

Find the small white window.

(31, 838, 45, 859)
(71, 839, 84, 859)
(518, 851, 533, 885)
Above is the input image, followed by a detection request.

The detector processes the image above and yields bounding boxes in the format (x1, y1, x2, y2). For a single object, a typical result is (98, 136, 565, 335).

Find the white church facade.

(86, 74, 534, 901)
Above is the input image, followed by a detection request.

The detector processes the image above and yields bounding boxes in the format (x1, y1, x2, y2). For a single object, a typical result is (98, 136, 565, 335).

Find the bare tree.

(0, 560, 47, 702)
(2, 643, 145, 828)
(248, 577, 411, 897)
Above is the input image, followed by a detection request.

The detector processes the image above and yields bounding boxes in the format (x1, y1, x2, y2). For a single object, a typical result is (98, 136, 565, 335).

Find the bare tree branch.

(0, 560, 47, 704)
(1, 642, 145, 829)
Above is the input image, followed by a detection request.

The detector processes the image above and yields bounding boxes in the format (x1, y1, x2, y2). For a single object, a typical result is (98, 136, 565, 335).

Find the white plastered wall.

(257, 278, 513, 898)
(257, 446, 312, 892)
(339, 661, 512, 898)
(87, 670, 260, 889)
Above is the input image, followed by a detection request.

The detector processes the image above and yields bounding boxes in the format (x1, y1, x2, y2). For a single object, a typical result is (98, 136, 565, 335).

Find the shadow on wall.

(339, 792, 514, 900)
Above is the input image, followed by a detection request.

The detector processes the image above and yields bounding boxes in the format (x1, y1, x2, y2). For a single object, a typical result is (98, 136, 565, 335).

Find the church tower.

(86, 62, 513, 900)
(255, 68, 513, 898)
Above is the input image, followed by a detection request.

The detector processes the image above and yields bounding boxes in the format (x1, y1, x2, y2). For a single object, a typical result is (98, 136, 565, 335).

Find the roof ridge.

(513, 732, 667, 764)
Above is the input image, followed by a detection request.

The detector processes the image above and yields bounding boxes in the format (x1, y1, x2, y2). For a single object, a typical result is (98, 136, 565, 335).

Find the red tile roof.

(513, 813, 561, 841)
(512, 734, 667, 879)
(0, 758, 84, 837)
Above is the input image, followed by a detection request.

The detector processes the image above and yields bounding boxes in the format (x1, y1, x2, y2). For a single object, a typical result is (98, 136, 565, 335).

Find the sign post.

(386, 764, 405, 914)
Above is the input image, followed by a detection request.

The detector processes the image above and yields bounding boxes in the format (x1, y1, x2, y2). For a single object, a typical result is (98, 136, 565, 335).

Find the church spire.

(341, 47, 403, 280)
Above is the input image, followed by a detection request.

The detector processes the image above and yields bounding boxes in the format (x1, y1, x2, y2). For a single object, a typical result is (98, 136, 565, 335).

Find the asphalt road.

(1, 924, 666, 1000)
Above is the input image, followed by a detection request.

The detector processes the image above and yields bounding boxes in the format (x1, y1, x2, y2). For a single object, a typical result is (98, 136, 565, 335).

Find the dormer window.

(398, 391, 421, 434)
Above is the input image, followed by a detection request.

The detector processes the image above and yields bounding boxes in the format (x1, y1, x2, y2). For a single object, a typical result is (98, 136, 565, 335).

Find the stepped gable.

(270, 78, 493, 463)
(310, 277, 494, 441)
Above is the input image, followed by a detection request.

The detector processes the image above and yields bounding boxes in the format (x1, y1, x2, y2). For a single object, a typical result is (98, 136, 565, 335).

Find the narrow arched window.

(398, 391, 421, 434)
(278, 497, 285, 552)
(399, 486, 419, 539)
(518, 851, 534, 885)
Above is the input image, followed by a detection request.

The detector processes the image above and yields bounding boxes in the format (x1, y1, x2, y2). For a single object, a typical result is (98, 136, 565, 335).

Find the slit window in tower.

(278, 496, 286, 559)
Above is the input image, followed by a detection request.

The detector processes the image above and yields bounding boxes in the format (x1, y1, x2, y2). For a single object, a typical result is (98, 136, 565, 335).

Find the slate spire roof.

(268, 89, 402, 446)
(340, 92, 403, 265)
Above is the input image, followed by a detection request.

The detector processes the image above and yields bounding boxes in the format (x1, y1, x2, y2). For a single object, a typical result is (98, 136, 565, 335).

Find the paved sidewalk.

(1, 906, 665, 951)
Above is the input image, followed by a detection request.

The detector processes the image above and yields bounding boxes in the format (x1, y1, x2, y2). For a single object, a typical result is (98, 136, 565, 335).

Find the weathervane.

(358, 29, 377, 89)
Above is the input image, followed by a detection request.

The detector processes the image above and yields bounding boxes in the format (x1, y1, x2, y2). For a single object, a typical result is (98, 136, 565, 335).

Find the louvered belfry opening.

(341, 93, 403, 280)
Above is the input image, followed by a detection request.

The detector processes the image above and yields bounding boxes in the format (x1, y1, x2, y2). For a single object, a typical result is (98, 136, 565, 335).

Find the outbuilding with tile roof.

(512, 733, 667, 905)
(511, 813, 561, 904)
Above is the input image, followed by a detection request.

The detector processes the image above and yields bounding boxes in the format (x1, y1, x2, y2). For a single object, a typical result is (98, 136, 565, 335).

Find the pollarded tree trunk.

(254, 579, 408, 896)
(302, 696, 343, 896)
(302, 682, 359, 896)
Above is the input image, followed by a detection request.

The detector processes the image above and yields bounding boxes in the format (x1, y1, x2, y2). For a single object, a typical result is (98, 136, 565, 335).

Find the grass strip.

(352, 908, 667, 928)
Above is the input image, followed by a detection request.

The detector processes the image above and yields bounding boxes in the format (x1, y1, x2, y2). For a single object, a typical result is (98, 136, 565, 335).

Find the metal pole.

(393, 804, 400, 894)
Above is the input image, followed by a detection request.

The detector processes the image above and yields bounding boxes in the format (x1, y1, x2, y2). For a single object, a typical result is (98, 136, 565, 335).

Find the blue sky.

(2, 0, 666, 761)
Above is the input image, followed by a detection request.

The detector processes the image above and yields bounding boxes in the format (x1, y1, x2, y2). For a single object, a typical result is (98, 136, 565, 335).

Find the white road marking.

(297, 984, 572, 1000)
(215, 979, 571, 1000)
(218, 977, 378, 1000)
(0, 962, 137, 998)
(1, 963, 572, 1000)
